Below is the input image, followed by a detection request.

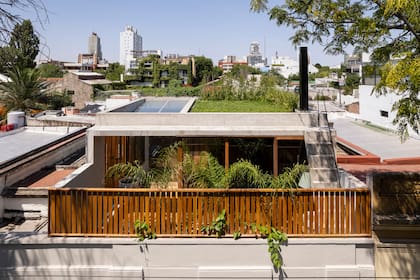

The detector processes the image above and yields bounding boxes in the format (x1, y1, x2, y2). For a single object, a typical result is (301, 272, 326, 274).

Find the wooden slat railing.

(48, 188, 371, 237)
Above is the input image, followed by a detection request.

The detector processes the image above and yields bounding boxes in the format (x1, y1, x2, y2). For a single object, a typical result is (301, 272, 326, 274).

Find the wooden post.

(224, 139, 229, 172)
(273, 138, 278, 177)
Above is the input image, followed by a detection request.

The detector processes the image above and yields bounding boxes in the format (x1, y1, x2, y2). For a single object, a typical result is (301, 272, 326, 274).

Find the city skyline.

(28, 0, 344, 66)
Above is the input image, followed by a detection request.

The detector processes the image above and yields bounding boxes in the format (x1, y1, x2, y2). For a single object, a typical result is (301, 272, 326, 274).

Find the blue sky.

(24, 0, 343, 66)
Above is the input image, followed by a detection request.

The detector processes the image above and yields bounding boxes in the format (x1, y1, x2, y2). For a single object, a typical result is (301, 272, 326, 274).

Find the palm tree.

(0, 66, 48, 114)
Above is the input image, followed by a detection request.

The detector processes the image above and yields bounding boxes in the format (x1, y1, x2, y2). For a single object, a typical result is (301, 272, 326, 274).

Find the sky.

(22, 0, 344, 66)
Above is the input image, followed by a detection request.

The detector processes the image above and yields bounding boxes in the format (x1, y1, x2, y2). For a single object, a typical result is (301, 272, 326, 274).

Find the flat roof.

(333, 118, 420, 160)
(82, 79, 113, 85)
(0, 127, 83, 165)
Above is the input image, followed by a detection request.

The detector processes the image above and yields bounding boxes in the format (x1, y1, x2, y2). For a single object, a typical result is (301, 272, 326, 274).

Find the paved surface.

(332, 118, 420, 160)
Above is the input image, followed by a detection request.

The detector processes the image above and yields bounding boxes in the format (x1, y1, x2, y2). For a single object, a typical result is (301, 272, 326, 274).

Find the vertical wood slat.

(356, 192, 361, 234)
(366, 190, 371, 234)
(279, 194, 285, 233)
(88, 192, 93, 234)
(156, 192, 161, 234)
(239, 193, 245, 234)
(49, 190, 55, 234)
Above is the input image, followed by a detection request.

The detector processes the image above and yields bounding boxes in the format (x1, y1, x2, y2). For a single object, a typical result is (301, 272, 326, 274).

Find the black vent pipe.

(299, 47, 309, 111)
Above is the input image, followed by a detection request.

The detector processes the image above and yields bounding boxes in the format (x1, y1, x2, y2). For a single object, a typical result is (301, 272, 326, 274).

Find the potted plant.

(105, 160, 152, 188)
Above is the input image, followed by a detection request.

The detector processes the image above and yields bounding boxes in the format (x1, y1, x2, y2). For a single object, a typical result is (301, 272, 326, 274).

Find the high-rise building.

(119, 25, 142, 71)
(88, 32, 102, 61)
(247, 41, 267, 67)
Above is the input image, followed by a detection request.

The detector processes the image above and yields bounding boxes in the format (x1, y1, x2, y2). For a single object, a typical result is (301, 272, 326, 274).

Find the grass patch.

(190, 100, 293, 112)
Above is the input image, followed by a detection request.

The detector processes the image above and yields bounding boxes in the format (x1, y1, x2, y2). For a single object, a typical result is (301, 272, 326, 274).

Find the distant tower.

(88, 32, 102, 61)
(249, 41, 261, 56)
(247, 41, 266, 67)
(119, 25, 142, 70)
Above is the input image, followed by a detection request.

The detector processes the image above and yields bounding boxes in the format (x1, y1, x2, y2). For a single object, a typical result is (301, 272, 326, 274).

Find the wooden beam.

(275, 135, 304, 140)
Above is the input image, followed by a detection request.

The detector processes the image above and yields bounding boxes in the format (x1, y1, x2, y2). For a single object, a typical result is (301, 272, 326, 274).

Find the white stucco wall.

(359, 85, 397, 130)
(359, 85, 418, 138)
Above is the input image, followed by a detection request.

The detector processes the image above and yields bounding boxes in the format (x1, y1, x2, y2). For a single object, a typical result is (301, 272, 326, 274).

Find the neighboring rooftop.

(333, 117, 420, 160)
(0, 126, 84, 165)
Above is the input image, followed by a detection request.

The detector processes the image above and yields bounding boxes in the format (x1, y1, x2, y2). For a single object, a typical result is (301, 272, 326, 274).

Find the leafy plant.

(184, 151, 226, 188)
(227, 159, 268, 188)
(233, 231, 241, 240)
(267, 228, 288, 270)
(201, 209, 228, 238)
(152, 143, 226, 189)
(105, 160, 152, 188)
(245, 223, 288, 270)
(134, 220, 156, 241)
(271, 163, 308, 189)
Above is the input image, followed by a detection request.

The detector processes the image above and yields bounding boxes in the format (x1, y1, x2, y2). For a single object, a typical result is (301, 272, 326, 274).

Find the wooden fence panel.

(48, 188, 371, 237)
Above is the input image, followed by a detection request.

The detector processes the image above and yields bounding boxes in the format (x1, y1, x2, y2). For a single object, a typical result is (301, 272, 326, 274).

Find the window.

(380, 110, 389, 118)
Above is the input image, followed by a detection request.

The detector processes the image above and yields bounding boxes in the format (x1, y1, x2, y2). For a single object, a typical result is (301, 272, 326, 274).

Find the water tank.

(7, 111, 25, 128)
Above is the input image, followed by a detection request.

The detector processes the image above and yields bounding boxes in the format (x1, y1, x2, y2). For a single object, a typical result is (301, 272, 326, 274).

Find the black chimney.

(299, 47, 309, 111)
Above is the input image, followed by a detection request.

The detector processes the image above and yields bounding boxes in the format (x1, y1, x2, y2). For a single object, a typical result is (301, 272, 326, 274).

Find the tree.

(103, 62, 125, 81)
(192, 56, 214, 86)
(344, 73, 361, 95)
(38, 63, 63, 78)
(0, 0, 47, 44)
(250, 0, 419, 138)
(0, 66, 48, 114)
(0, 19, 40, 71)
(8, 20, 39, 68)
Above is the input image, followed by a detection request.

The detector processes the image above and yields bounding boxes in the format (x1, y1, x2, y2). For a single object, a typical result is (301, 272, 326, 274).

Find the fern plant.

(186, 151, 226, 188)
(105, 160, 152, 188)
(271, 162, 308, 189)
(227, 159, 268, 188)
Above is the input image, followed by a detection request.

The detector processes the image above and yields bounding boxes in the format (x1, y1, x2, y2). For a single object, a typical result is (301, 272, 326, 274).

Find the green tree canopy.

(9, 19, 39, 69)
(250, 0, 419, 138)
(38, 63, 63, 78)
(0, 19, 40, 72)
(103, 62, 125, 81)
(192, 56, 214, 86)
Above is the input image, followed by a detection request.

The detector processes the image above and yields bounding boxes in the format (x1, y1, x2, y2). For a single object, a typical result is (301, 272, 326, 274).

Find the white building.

(271, 54, 318, 78)
(119, 25, 142, 71)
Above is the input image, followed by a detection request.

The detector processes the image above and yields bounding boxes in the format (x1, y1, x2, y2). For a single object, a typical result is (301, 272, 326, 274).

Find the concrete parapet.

(0, 236, 374, 279)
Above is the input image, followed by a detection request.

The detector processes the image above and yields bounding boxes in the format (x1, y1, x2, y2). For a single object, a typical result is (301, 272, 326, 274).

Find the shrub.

(271, 163, 308, 189)
(227, 159, 268, 188)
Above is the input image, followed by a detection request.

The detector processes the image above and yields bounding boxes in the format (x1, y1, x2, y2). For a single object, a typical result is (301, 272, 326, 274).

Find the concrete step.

(307, 155, 337, 169)
(311, 180, 340, 188)
(309, 168, 340, 185)
(305, 143, 335, 155)
(304, 130, 334, 144)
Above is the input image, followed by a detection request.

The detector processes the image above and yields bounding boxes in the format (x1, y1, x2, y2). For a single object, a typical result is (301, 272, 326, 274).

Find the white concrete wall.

(0, 236, 374, 279)
(359, 85, 397, 130)
(3, 197, 47, 218)
(57, 136, 105, 188)
(359, 85, 418, 138)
